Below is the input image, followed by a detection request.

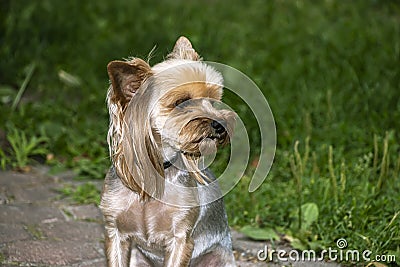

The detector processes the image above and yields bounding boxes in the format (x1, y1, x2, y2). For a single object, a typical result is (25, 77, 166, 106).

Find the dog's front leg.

(164, 236, 194, 267)
(104, 227, 131, 267)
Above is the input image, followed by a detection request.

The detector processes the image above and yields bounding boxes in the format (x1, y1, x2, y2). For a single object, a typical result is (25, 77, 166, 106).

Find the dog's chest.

(116, 198, 199, 248)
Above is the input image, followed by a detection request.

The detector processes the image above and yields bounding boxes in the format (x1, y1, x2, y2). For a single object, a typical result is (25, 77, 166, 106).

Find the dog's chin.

(180, 136, 227, 158)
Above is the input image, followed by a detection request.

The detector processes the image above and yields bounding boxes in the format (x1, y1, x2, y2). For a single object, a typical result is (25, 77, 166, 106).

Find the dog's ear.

(107, 59, 152, 107)
(168, 36, 200, 61)
(107, 64, 165, 200)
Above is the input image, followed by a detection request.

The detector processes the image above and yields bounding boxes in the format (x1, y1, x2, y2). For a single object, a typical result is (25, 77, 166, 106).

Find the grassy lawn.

(1, 0, 399, 265)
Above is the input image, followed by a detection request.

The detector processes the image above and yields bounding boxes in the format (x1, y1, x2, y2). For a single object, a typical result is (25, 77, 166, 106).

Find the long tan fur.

(101, 36, 237, 267)
(107, 59, 164, 199)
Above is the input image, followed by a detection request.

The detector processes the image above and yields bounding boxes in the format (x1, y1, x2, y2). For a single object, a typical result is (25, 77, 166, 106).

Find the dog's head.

(106, 36, 235, 199)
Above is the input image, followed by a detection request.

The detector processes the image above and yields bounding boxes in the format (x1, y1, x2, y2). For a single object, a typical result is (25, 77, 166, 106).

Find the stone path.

(0, 167, 341, 267)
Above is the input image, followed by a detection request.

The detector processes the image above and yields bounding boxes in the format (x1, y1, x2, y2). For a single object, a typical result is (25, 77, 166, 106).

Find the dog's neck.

(161, 144, 210, 186)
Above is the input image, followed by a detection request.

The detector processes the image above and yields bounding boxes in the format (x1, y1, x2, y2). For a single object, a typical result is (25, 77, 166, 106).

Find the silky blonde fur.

(101, 36, 236, 267)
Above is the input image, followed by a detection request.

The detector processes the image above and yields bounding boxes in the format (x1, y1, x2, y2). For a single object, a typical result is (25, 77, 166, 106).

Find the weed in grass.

(339, 160, 346, 201)
(59, 182, 100, 205)
(24, 224, 45, 240)
(373, 134, 379, 171)
(289, 140, 303, 230)
(11, 63, 36, 112)
(377, 132, 390, 192)
(5, 127, 48, 171)
(328, 145, 338, 204)
(0, 252, 5, 264)
(0, 149, 6, 170)
(395, 154, 400, 179)
(71, 157, 108, 180)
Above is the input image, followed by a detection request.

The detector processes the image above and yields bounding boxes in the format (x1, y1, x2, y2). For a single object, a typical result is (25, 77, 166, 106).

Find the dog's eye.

(174, 97, 190, 108)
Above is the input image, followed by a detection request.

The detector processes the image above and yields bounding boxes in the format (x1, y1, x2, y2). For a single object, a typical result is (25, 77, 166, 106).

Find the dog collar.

(163, 160, 173, 169)
(163, 152, 180, 169)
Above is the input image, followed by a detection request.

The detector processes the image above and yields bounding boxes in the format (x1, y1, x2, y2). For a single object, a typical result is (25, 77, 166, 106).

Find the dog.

(100, 36, 236, 267)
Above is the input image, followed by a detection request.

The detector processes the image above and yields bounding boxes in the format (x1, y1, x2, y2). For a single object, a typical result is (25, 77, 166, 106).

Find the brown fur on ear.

(167, 36, 200, 61)
(107, 65, 165, 200)
(107, 58, 152, 107)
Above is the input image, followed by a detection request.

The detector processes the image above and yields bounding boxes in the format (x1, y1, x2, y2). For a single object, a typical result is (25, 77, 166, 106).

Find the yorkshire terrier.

(100, 36, 236, 267)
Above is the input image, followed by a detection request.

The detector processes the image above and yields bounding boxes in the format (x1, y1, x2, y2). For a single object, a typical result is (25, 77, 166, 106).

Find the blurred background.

(0, 0, 399, 263)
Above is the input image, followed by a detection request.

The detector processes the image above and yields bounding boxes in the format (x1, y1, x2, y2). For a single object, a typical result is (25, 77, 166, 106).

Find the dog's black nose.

(211, 120, 226, 134)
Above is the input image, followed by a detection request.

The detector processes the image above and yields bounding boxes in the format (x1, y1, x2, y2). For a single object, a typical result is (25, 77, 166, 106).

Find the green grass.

(1, 0, 399, 265)
(58, 182, 101, 205)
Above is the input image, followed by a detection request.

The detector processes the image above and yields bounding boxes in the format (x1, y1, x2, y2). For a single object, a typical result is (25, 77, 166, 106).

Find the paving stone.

(0, 204, 65, 224)
(0, 193, 9, 204)
(72, 257, 107, 267)
(236, 261, 269, 267)
(0, 171, 41, 187)
(0, 223, 30, 243)
(63, 204, 103, 222)
(0, 171, 59, 204)
(1, 240, 103, 266)
(10, 184, 59, 204)
(39, 221, 104, 242)
(232, 229, 268, 256)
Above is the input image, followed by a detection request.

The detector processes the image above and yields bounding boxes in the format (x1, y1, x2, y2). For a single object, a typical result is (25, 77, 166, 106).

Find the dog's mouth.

(181, 136, 221, 157)
(178, 120, 230, 157)
(191, 131, 228, 145)
(160, 117, 233, 185)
